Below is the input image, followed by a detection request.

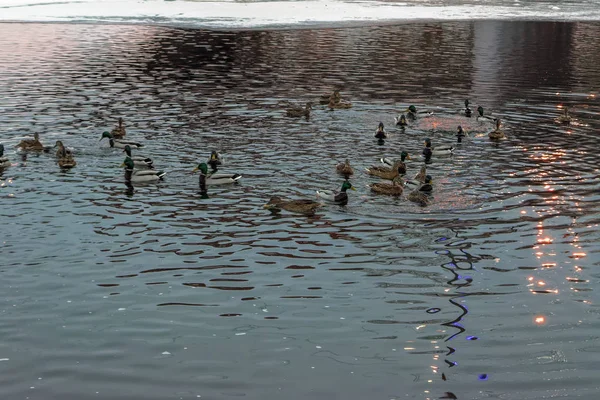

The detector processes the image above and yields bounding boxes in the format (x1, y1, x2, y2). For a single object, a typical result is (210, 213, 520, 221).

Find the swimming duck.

(423, 138, 454, 162)
(16, 133, 44, 151)
(193, 164, 242, 185)
(374, 122, 388, 139)
(379, 151, 410, 174)
(464, 99, 472, 117)
(316, 180, 356, 205)
(122, 157, 165, 183)
(405, 105, 434, 120)
(0, 144, 10, 168)
(414, 175, 433, 192)
(556, 106, 572, 124)
(207, 150, 223, 172)
(54, 141, 77, 169)
(123, 145, 154, 169)
(100, 131, 143, 149)
(407, 189, 430, 206)
(328, 97, 352, 109)
(365, 159, 406, 180)
(286, 102, 312, 118)
(320, 90, 341, 105)
(476, 106, 497, 123)
(110, 117, 126, 139)
(488, 119, 505, 140)
(369, 176, 404, 196)
(394, 114, 408, 127)
(336, 159, 354, 176)
(404, 165, 427, 189)
(263, 196, 323, 215)
(456, 126, 466, 143)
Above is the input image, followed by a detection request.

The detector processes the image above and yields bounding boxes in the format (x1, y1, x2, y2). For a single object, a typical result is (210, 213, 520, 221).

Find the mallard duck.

(286, 102, 312, 118)
(100, 131, 143, 149)
(207, 150, 223, 172)
(488, 119, 505, 140)
(193, 164, 242, 185)
(407, 189, 430, 206)
(122, 157, 165, 183)
(316, 180, 356, 205)
(365, 159, 405, 180)
(124, 145, 153, 169)
(336, 159, 354, 176)
(407, 174, 433, 192)
(16, 133, 44, 151)
(374, 122, 388, 139)
(456, 125, 466, 143)
(0, 144, 10, 168)
(328, 98, 352, 109)
(464, 99, 472, 117)
(476, 106, 497, 123)
(394, 114, 408, 127)
(405, 105, 434, 120)
(110, 117, 126, 139)
(379, 151, 410, 174)
(320, 90, 341, 105)
(369, 176, 404, 196)
(263, 196, 323, 215)
(53, 141, 73, 158)
(423, 138, 454, 161)
(556, 106, 572, 124)
(404, 165, 427, 189)
(54, 141, 77, 169)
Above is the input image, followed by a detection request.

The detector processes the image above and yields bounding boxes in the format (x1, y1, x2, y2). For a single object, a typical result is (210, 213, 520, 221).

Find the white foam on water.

(1, 0, 600, 28)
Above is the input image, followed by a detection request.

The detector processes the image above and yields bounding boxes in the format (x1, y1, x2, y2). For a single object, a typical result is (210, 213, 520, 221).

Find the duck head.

(495, 119, 501, 129)
(341, 180, 356, 192)
(424, 138, 432, 148)
(123, 145, 132, 157)
(120, 156, 134, 170)
(263, 196, 284, 210)
(305, 102, 313, 110)
(100, 131, 113, 141)
(377, 122, 384, 131)
(54, 140, 64, 148)
(209, 151, 220, 161)
(193, 162, 209, 174)
(465, 99, 470, 108)
(477, 106, 484, 117)
(457, 126, 465, 136)
(424, 175, 433, 184)
(400, 151, 410, 161)
(407, 105, 417, 114)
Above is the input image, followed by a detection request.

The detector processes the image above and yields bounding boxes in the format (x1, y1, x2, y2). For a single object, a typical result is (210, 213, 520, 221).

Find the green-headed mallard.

(406, 174, 433, 192)
(100, 131, 143, 149)
(122, 157, 165, 183)
(488, 119, 505, 140)
(476, 106, 497, 123)
(110, 117, 126, 139)
(369, 176, 404, 196)
(556, 106, 572, 124)
(464, 99, 472, 117)
(328, 98, 352, 109)
(365, 159, 406, 180)
(0, 144, 10, 168)
(456, 125, 467, 143)
(55, 141, 76, 169)
(380, 151, 410, 173)
(17, 133, 44, 151)
(316, 180, 356, 205)
(286, 102, 312, 118)
(193, 163, 241, 185)
(263, 196, 323, 215)
(336, 159, 354, 176)
(374, 122, 388, 139)
(407, 188, 430, 206)
(320, 90, 341, 105)
(423, 138, 454, 162)
(124, 145, 153, 169)
(406, 105, 433, 120)
(394, 114, 407, 127)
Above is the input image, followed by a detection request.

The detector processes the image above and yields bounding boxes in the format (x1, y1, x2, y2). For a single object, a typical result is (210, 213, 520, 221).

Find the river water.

(1, 21, 600, 400)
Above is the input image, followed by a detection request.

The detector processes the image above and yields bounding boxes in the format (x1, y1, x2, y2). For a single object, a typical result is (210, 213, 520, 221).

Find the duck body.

(423, 138, 454, 158)
(379, 151, 410, 174)
(404, 165, 427, 189)
(406, 105, 434, 120)
(407, 189, 430, 206)
(336, 159, 354, 176)
(556, 106, 572, 124)
(316, 180, 356, 205)
(320, 90, 341, 105)
(286, 102, 312, 118)
(55, 141, 77, 169)
(206, 173, 242, 185)
(406, 174, 433, 192)
(374, 122, 388, 139)
(101, 132, 143, 149)
(110, 118, 126, 139)
(123, 145, 153, 168)
(476, 106, 497, 123)
(369, 177, 404, 196)
(366, 159, 405, 180)
(0, 144, 10, 168)
(328, 99, 352, 109)
(394, 114, 408, 127)
(129, 169, 166, 182)
(488, 119, 505, 140)
(463, 99, 472, 117)
(17, 133, 44, 151)
(263, 196, 323, 215)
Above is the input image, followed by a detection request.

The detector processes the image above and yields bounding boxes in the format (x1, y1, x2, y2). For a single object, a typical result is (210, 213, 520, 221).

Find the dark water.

(1, 21, 599, 400)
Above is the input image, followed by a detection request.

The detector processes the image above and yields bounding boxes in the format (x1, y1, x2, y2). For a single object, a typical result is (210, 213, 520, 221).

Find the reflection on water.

(0, 21, 600, 400)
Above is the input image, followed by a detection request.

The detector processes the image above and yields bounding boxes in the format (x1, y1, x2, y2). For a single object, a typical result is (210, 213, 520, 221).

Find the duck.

(423, 138, 454, 162)
(374, 122, 388, 139)
(0, 144, 10, 168)
(54, 141, 73, 158)
(286, 102, 312, 118)
(556, 106, 572, 124)
(488, 119, 505, 140)
(110, 117, 126, 139)
(407, 189, 430, 206)
(404, 165, 427, 189)
(122, 157, 165, 183)
(316, 180, 356, 205)
(16, 133, 44, 151)
(193, 164, 242, 185)
(365, 159, 406, 180)
(207, 150, 223, 172)
(407, 174, 433, 192)
(54, 141, 77, 169)
(336, 159, 354, 176)
(319, 90, 341, 105)
(124, 145, 154, 169)
(456, 126, 467, 143)
(405, 105, 434, 120)
(394, 114, 408, 127)
(379, 151, 410, 174)
(263, 196, 323, 215)
(476, 106, 497, 123)
(100, 131, 143, 149)
(369, 176, 404, 196)
(328, 97, 352, 109)
(463, 99, 472, 117)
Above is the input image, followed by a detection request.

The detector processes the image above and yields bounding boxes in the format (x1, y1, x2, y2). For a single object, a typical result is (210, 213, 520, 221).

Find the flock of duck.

(0, 95, 574, 215)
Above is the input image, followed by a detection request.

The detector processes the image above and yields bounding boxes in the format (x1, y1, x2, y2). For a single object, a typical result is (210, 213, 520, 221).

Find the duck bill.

(350, 187, 357, 191)
(192, 167, 199, 172)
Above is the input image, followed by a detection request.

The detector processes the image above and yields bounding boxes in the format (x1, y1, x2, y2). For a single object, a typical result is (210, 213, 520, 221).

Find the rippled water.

(1, 21, 600, 400)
